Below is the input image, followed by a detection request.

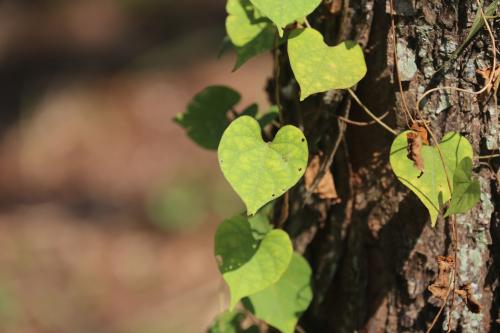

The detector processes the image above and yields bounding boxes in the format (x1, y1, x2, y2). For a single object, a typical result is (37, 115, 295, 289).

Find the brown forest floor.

(0, 32, 272, 333)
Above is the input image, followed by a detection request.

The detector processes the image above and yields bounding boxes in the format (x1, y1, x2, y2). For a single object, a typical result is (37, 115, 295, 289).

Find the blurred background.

(0, 1, 272, 332)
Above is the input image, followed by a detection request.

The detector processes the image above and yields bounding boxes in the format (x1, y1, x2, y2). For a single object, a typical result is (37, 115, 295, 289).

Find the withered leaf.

(410, 121, 429, 145)
(428, 256, 454, 301)
(305, 154, 340, 201)
(456, 283, 482, 314)
(406, 132, 425, 176)
(477, 65, 500, 97)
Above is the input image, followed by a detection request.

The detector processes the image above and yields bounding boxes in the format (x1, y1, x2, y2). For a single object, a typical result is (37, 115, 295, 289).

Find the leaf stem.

(303, 17, 312, 28)
(347, 89, 398, 135)
(389, 0, 414, 127)
(478, 153, 500, 159)
(273, 31, 284, 125)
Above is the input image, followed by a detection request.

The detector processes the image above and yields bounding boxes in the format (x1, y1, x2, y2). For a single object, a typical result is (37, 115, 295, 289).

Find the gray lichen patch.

(484, 103, 499, 150)
(397, 41, 417, 81)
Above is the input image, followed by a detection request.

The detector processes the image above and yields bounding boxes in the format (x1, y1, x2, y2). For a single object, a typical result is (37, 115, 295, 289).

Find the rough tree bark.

(271, 0, 499, 332)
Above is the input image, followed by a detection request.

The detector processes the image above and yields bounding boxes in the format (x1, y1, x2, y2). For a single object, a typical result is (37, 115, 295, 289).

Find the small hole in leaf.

(301, 138, 305, 142)
(272, 194, 275, 197)
(298, 168, 302, 172)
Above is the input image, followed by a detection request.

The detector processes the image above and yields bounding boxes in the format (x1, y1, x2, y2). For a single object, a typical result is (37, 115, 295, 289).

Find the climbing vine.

(174, 0, 493, 332)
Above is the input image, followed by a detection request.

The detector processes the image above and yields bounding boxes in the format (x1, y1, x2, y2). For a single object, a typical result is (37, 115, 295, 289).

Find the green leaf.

(218, 116, 308, 215)
(215, 216, 293, 309)
(249, 0, 321, 34)
(226, 0, 270, 46)
(243, 253, 313, 333)
(390, 131, 473, 226)
(257, 105, 279, 128)
(241, 103, 259, 118)
(218, 36, 234, 59)
(248, 212, 273, 240)
(175, 86, 240, 150)
(234, 30, 276, 70)
(288, 28, 367, 101)
(208, 310, 259, 333)
(445, 157, 481, 216)
(226, 0, 276, 70)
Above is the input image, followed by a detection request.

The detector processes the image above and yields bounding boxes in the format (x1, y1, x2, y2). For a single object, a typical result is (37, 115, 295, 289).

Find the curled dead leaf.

(406, 132, 425, 177)
(428, 256, 454, 301)
(410, 121, 429, 145)
(304, 154, 340, 202)
(477, 65, 500, 97)
(456, 283, 482, 314)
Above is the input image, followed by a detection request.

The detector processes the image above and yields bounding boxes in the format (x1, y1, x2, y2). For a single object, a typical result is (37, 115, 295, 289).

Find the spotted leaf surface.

(218, 116, 308, 215)
(244, 253, 313, 333)
(215, 216, 293, 309)
(249, 0, 321, 34)
(288, 28, 367, 100)
(390, 131, 473, 226)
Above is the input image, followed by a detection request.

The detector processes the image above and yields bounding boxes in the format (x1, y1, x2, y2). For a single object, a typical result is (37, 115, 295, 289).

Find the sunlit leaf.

(218, 116, 308, 215)
(250, 0, 321, 34)
(244, 253, 313, 333)
(390, 131, 473, 226)
(288, 28, 367, 100)
(215, 216, 293, 309)
(445, 157, 481, 216)
(226, 0, 276, 70)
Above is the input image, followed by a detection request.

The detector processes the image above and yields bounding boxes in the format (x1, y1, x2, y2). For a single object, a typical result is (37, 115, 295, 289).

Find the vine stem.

(336, 110, 390, 126)
(478, 153, 500, 159)
(388, 0, 494, 331)
(303, 17, 312, 28)
(389, 0, 414, 127)
(424, 0, 497, 330)
(273, 31, 283, 125)
(425, 271, 455, 333)
(347, 89, 398, 135)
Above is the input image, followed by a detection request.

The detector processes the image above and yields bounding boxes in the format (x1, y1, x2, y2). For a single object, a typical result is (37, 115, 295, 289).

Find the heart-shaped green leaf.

(215, 215, 293, 309)
(226, 0, 276, 70)
(249, 0, 321, 34)
(288, 28, 367, 101)
(390, 131, 473, 226)
(445, 157, 480, 216)
(218, 116, 308, 215)
(243, 253, 313, 333)
(175, 86, 240, 150)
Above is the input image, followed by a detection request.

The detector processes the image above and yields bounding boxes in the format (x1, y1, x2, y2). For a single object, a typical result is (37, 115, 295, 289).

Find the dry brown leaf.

(410, 121, 429, 145)
(428, 256, 454, 300)
(477, 65, 500, 96)
(456, 283, 482, 314)
(305, 154, 340, 201)
(406, 132, 425, 176)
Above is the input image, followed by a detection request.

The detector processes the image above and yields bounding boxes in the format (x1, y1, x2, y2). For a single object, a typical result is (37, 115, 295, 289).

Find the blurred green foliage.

(146, 175, 243, 232)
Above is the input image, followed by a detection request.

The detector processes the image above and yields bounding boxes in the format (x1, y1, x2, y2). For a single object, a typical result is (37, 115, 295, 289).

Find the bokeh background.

(0, 1, 272, 332)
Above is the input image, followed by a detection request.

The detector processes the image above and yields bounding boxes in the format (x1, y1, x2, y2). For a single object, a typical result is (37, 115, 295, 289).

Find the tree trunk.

(273, 1, 499, 332)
